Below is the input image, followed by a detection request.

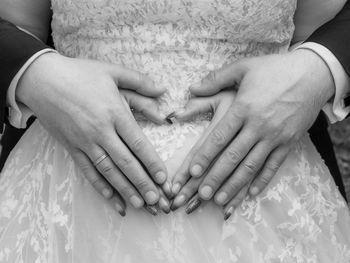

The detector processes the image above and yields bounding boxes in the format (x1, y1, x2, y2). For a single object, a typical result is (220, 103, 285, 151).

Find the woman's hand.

(17, 52, 169, 215)
(172, 50, 335, 219)
(170, 90, 237, 211)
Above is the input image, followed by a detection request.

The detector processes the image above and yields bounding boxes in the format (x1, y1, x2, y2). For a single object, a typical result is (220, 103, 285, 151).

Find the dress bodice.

(51, 0, 297, 160)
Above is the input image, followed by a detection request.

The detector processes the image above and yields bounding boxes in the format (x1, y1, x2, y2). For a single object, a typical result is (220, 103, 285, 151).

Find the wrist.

(290, 49, 335, 106)
(16, 52, 62, 108)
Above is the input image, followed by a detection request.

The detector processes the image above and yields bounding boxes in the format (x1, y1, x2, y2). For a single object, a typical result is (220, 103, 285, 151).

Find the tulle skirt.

(1, 120, 350, 263)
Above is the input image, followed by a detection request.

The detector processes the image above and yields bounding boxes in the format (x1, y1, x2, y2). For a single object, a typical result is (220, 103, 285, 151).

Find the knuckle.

(131, 137, 147, 153)
(207, 174, 224, 188)
(117, 156, 134, 170)
(210, 129, 227, 148)
(225, 149, 241, 165)
(259, 174, 271, 185)
(134, 178, 150, 192)
(242, 160, 258, 175)
(146, 160, 161, 174)
(119, 185, 134, 198)
(265, 161, 280, 173)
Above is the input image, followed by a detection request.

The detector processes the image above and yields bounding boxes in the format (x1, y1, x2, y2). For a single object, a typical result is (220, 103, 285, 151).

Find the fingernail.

(116, 203, 126, 217)
(249, 186, 259, 196)
(172, 183, 181, 195)
(102, 188, 112, 199)
(224, 206, 234, 221)
(190, 164, 203, 177)
(145, 205, 158, 216)
(155, 171, 166, 184)
(185, 198, 202, 214)
(145, 191, 158, 204)
(130, 195, 144, 208)
(172, 194, 186, 209)
(166, 112, 176, 124)
(159, 197, 170, 214)
(200, 186, 213, 200)
(163, 182, 172, 198)
(215, 192, 228, 205)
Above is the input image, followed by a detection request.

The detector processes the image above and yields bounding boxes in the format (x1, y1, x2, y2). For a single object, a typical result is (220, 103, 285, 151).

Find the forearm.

(0, 17, 49, 130)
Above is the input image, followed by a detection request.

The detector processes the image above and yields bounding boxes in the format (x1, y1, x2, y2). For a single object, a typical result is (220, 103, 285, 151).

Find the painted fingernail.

(172, 183, 181, 195)
(249, 186, 259, 196)
(159, 197, 171, 214)
(155, 171, 166, 183)
(130, 195, 144, 208)
(185, 198, 202, 214)
(215, 192, 228, 205)
(190, 164, 203, 177)
(145, 205, 158, 216)
(116, 203, 126, 217)
(224, 206, 234, 221)
(145, 191, 158, 204)
(166, 112, 176, 124)
(102, 188, 112, 199)
(200, 186, 213, 200)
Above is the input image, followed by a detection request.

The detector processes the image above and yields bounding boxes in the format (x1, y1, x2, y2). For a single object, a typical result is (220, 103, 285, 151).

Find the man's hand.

(174, 49, 335, 211)
(16, 52, 168, 212)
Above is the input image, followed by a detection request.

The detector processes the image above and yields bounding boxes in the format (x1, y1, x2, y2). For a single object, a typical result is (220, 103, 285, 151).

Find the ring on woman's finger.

(93, 153, 109, 167)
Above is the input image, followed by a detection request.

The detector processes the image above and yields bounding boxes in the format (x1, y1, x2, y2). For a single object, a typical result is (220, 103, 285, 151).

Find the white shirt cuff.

(296, 42, 350, 123)
(7, 49, 56, 128)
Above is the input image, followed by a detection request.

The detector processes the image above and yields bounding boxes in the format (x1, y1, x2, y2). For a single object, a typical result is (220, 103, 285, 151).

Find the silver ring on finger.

(93, 153, 109, 167)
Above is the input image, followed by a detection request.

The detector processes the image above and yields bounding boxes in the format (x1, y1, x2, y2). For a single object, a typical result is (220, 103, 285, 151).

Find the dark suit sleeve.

(307, 1, 350, 76)
(0, 17, 49, 132)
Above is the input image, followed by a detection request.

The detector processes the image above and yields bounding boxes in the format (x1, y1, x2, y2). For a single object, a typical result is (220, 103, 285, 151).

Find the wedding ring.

(93, 154, 109, 167)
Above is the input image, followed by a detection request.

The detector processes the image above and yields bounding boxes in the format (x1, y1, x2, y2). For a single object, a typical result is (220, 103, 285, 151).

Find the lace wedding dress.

(1, 0, 350, 262)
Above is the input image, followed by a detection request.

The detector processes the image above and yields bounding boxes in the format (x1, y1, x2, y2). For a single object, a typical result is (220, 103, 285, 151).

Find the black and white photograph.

(0, 0, 350, 262)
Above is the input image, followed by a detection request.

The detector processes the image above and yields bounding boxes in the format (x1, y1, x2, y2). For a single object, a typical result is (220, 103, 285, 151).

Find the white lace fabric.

(1, 0, 350, 262)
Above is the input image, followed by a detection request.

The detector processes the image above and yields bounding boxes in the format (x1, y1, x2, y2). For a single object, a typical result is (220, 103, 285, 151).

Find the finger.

(92, 150, 147, 208)
(120, 89, 166, 124)
(174, 96, 216, 122)
(71, 149, 114, 200)
(108, 65, 165, 96)
(188, 106, 244, 178)
(98, 134, 161, 205)
(171, 176, 204, 211)
(197, 128, 257, 200)
(249, 144, 291, 196)
(158, 186, 171, 214)
(115, 101, 168, 185)
(111, 191, 127, 217)
(223, 184, 249, 221)
(171, 92, 236, 193)
(213, 141, 272, 205)
(189, 64, 246, 96)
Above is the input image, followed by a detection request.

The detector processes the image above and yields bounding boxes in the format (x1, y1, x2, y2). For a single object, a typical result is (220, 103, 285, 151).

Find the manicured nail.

(173, 194, 186, 208)
(145, 191, 158, 204)
(190, 164, 203, 177)
(130, 195, 144, 208)
(155, 171, 166, 184)
(215, 192, 228, 205)
(249, 186, 259, 196)
(185, 198, 202, 214)
(163, 182, 173, 199)
(159, 197, 170, 214)
(166, 112, 176, 124)
(116, 203, 126, 217)
(145, 205, 158, 216)
(224, 206, 234, 221)
(102, 188, 112, 199)
(172, 183, 181, 195)
(200, 186, 213, 200)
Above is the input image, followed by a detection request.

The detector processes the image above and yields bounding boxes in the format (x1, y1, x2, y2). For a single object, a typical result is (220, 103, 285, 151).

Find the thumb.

(174, 97, 216, 122)
(189, 62, 247, 96)
(120, 89, 167, 124)
(107, 64, 166, 97)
